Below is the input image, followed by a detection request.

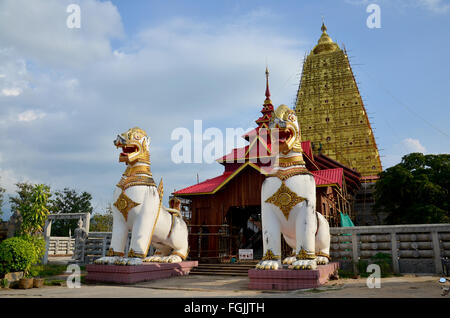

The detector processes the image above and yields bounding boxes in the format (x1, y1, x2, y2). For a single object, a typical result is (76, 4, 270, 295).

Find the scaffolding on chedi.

(295, 22, 383, 180)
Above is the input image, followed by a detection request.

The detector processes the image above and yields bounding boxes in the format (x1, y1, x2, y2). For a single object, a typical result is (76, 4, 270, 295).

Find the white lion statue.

(256, 105, 331, 270)
(95, 127, 189, 265)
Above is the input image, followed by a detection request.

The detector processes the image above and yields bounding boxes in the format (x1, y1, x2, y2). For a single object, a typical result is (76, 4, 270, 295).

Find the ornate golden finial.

(321, 17, 327, 33)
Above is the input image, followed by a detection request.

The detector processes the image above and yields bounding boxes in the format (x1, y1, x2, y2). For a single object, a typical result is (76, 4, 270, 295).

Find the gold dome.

(312, 22, 339, 55)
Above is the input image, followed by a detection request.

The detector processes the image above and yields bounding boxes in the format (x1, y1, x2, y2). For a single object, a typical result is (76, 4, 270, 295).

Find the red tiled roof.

(217, 145, 249, 162)
(301, 141, 313, 160)
(174, 171, 234, 195)
(218, 134, 272, 163)
(312, 168, 343, 188)
(175, 165, 345, 196)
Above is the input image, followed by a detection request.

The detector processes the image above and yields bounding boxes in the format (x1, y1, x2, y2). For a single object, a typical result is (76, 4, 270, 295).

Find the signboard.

(239, 249, 253, 260)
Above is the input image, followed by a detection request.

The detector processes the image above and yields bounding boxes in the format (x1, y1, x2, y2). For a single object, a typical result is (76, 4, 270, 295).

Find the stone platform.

(86, 261, 198, 284)
(248, 262, 339, 290)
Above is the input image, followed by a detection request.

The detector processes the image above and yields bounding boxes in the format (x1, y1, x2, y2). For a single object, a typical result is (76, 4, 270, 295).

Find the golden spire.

(321, 16, 327, 33)
(313, 19, 338, 54)
(265, 65, 270, 101)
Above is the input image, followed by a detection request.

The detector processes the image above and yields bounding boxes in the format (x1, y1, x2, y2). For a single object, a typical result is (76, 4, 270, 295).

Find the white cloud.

(1, 88, 22, 96)
(0, 0, 124, 70)
(17, 110, 46, 122)
(0, 2, 307, 216)
(345, 0, 450, 13)
(417, 0, 450, 13)
(402, 138, 427, 153)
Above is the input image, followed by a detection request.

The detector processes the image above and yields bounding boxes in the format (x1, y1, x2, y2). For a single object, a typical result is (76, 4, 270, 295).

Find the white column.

(43, 219, 52, 265)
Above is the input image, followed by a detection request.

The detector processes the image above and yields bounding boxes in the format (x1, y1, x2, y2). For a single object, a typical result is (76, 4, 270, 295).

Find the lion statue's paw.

(144, 255, 163, 262)
(316, 256, 329, 265)
(282, 256, 297, 265)
(113, 257, 128, 265)
(126, 257, 143, 266)
(112, 257, 143, 266)
(161, 255, 182, 263)
(255, 260, 281, 270)
(291, 259, 317, 270)
(94, 256, 117, 265)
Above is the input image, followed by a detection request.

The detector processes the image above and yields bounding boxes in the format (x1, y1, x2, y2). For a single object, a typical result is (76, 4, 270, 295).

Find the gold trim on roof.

(175, 162, 263, 196)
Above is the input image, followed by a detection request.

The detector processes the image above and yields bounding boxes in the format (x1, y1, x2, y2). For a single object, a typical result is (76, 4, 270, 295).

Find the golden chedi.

(295, 22, 382, 178)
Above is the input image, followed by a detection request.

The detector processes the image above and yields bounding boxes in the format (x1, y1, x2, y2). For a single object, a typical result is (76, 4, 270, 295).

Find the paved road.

(0, 274, 448, 298)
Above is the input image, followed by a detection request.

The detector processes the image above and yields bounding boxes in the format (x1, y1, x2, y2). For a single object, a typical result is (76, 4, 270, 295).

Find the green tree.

(10, 183, 51, 235)
(374, 153, 450, 224)
(9, 182, 35, 218)
(89, 204, 113, 232)
(49, 188, 93, 236)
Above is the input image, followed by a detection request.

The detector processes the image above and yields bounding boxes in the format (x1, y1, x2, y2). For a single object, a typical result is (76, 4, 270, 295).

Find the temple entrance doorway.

(225, 206, 262, 260)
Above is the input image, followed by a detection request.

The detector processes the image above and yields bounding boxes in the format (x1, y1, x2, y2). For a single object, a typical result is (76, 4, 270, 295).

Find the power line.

(361, 68, 450, 140)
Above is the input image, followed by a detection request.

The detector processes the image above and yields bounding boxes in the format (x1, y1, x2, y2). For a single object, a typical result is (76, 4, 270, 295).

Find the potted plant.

(1, 278, 10, 289)
(18, 276, 34, 289)
(30, 265, 45, 288)
(9, 184, 50, 289)
(0, 237, 37, 289)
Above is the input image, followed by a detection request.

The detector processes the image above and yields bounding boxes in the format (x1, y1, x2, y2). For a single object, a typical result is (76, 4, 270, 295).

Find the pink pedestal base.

(248, 262, 339, 290)
(86, 261, 198, 284)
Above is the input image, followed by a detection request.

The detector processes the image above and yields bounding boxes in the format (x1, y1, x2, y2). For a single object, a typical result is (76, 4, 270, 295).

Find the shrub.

(0, 237, 36, 277)
(20, 235, 46, 264)
(1, 278, 9, 288)
(371, 252, 393, 277)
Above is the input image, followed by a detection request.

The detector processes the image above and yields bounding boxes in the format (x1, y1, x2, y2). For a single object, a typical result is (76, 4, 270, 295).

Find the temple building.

(295, 23, 383, 224)
(173, 68, 361, 262)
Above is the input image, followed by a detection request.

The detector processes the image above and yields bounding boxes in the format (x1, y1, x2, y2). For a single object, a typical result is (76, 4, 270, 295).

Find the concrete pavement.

(0, 274, 448, 298)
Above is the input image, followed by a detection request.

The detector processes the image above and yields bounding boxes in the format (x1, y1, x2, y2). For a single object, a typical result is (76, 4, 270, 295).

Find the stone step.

(196, 264, 256, 268)
(189, 270, 249, 277)
(190, 263, 256, 276)
(192, 267, 252, 273)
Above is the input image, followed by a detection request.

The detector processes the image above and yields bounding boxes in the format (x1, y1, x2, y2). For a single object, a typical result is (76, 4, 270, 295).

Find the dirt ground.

(0, 273, 448, 298)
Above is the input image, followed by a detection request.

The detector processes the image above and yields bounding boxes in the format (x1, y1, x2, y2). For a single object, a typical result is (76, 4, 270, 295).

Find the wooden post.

(390, 232, 400, 274)
(431, 231, 443, 274)
(351, 232, 359, 274)
(198, 228, 202, 259)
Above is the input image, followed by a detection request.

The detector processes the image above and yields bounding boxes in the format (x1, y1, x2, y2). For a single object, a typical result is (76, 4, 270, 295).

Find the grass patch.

(30, 264, 67, 277)
(308, 288, 326, 293)
(44, 279, 66, 286)
(338, 269, 358, 279)
(339, 253, 402, 279)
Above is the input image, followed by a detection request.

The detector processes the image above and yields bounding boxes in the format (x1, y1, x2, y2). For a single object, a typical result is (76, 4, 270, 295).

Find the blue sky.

(0, 0, 449, 220)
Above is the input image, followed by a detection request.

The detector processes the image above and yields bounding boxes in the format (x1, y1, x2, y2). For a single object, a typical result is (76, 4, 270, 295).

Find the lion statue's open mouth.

(269, 105, 301, 155)
(119, 145, 139, 162)
(114, 129, 147, 164)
